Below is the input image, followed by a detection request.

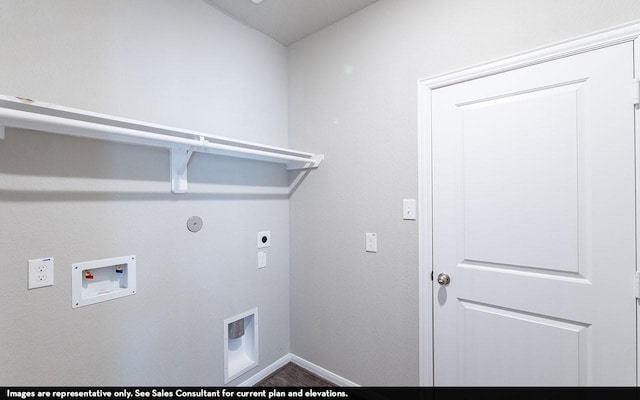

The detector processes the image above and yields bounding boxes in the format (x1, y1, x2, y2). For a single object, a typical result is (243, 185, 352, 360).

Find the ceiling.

(205, 0, 379, 46)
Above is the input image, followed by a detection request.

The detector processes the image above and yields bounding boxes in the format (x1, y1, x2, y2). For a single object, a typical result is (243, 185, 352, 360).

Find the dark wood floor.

(255, 362, 337, 387)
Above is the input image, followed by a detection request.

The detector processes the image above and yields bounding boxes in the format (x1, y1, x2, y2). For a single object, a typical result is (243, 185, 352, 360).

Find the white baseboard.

(238, 353, 359, 387)
(289, 354, 359, 387)
(238, 353, 292, 387)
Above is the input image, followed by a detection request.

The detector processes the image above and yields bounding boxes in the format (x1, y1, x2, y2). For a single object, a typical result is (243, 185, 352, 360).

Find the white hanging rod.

(0, 95, 323, 193)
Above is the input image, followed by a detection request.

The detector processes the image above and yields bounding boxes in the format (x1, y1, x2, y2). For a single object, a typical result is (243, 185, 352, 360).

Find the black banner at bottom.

(2, 387, 640, 400)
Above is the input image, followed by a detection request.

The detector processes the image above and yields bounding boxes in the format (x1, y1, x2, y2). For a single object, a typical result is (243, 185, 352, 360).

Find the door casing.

(417, 20, 640, 386)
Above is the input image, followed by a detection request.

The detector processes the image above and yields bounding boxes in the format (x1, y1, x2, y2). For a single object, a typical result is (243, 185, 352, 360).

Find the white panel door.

(432, 42, 636, 386)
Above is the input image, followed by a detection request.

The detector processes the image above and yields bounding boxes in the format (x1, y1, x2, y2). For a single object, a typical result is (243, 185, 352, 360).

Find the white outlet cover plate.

(257, 231, 271, 248)
(403, 199, 417, 220)
(28, 257, 54, 289)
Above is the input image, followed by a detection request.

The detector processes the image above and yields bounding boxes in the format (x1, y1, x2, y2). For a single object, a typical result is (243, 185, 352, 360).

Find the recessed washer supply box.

(72, 255, 136, 308)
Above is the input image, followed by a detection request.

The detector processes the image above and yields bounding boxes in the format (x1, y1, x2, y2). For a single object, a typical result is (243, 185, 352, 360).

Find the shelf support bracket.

(171, 136, 205, 194)
(171, 146, 194, 194)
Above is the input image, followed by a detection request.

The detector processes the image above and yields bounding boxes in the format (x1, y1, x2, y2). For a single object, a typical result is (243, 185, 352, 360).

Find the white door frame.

(417, 20, 640, 386)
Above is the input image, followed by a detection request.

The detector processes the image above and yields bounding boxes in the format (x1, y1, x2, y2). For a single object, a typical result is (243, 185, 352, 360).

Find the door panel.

(458, 300, 588, 386)
(462, 83, 581, 273)
(432, 42, 635, 386)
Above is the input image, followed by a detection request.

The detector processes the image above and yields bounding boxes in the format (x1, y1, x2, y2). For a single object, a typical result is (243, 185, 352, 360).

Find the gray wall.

(288, 0, 640, 386)
(0, 0, 291, 385)
(4, 0, 640, 388)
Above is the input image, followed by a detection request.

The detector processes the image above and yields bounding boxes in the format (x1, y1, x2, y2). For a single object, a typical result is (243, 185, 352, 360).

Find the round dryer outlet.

(187, 216, 203, 233)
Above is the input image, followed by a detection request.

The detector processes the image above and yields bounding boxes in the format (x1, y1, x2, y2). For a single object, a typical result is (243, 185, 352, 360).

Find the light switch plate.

(28, 257, 54, 289)
(403, 199, 417, 220)
(366, 233, 377, 253)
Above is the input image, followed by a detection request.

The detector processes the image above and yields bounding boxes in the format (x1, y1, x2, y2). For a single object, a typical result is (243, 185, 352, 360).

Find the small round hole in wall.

(187, 216, 203, 233)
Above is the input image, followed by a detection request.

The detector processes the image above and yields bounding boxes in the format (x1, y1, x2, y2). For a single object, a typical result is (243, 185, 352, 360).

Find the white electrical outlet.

(28, 257, 54, 289)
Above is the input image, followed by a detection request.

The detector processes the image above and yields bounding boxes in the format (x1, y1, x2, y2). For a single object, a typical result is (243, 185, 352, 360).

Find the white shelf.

(0, 94, 323, 193)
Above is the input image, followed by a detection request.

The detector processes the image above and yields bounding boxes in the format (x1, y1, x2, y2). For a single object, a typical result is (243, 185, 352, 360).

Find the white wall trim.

(417, 20, 640, 386)
(417, 63, 434, 387)
(289, 354, 360, 387)
(634, 35, 640, 387)
(418, 20, 640, 89)
(238, 353, 359, 387)
(238, 353, 292, 387)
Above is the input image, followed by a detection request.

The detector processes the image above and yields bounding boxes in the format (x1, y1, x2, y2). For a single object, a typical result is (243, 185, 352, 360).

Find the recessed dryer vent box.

(224, 308, 258, 384)
(72, 255, 136, 308)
